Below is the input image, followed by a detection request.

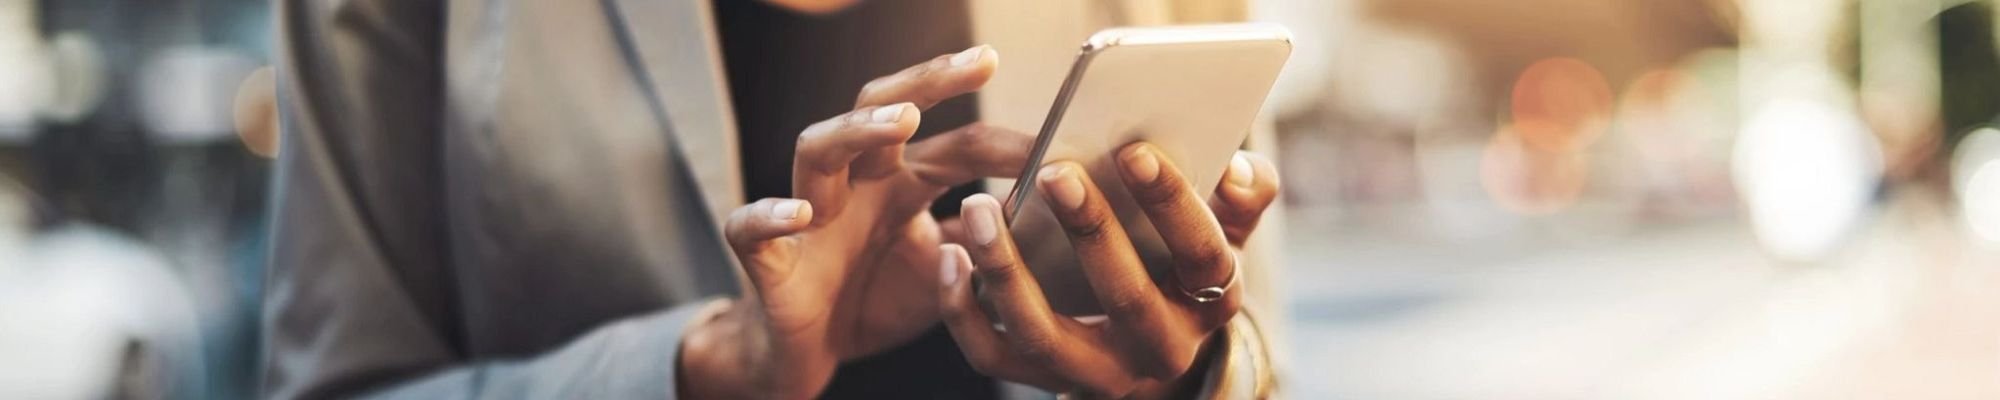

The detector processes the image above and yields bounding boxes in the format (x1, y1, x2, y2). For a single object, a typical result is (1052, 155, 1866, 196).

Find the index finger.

(792, 103, 921, 223)
(853, 45, 998, 110)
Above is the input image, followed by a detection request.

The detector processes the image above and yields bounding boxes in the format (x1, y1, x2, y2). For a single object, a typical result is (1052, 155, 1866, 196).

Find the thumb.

(726, 198, 813, 292)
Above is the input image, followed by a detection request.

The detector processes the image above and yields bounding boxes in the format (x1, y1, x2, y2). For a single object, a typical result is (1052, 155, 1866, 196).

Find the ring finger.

(1115, 143, 1241, 322)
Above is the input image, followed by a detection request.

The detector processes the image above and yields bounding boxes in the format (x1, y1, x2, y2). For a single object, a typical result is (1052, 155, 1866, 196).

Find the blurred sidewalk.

(1283, 191, 2000, 399)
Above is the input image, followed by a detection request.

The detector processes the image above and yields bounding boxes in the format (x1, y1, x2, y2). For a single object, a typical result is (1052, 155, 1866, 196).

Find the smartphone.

(1000, 23, 1293, 316)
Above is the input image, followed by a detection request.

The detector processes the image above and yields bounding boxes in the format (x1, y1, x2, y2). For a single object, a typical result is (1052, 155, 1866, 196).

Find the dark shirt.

(713, 0, 994, 398)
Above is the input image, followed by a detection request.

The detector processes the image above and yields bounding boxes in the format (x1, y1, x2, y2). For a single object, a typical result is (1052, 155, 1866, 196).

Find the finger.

(847, 46, 995, 184)
(792, 103, 920, 223)
(1209, 151, 1281, 247)
(959, 194, 1133, 394)
(854, 45, 998, 110)
(1116, 143, 1241, 320)
(1039, 161, 1201, 381)
(938, 244, 1073, 391)
(1036, 162, 1173, 324)
(905, 123, 1035, 187)
(724, 198, 814, 289)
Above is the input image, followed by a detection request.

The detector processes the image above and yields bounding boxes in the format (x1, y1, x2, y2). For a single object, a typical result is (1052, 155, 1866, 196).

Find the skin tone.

(682, 44, 1284, 399)
(682, 45, 1020, 399)
(941, 147, 1279, 398)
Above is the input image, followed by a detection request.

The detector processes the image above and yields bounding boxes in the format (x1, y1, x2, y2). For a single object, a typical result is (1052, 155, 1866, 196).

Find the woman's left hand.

(940, 143, 1281, 398)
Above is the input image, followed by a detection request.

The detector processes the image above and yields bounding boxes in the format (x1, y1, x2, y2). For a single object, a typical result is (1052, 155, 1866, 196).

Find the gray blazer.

(265, 0, 1273, 397)
(264, 0, 755, 397)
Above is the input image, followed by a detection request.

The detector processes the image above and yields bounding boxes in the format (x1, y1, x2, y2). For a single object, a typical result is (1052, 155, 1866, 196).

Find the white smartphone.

(1000, 23, 1293, 316)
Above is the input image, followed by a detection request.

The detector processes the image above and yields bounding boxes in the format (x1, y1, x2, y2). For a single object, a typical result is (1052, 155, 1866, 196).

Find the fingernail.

(772, 199, 806, 220)
(939, 245, 960, 286)
(1227, 153, 1255, 188)
(1040, 164, 1087, 210)
(871, 103, 907, 123)
(1124, 145, 1161, 184)
(951, 45, 986, 67)
(965, 196, 999, 245)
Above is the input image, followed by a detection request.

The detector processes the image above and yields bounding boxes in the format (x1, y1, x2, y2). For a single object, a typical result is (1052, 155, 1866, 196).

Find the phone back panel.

(1003, 24, 1292, 315)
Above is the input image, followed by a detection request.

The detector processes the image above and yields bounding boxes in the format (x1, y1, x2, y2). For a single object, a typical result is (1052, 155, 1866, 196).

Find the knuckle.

(723, 205, 760, 245)
(973, 256, 1026, 281)
(913, 57, 944, 79)
(795, 123, 833, 154)
(856, 78, 893, 104)
(1130, 180, 1176, 202)
(745, 237, 796, 267)
(1062, 216, 1112, 242)
(1180, 245, 1230, 271)
(1125, 170, 1178, 198)
(1010, 334, 1063, 367)
(952, 122, 993, 144)
(1102, 295, 1154, 320)
(847, 107, 877, 125)
(954, 124, 1008, 164)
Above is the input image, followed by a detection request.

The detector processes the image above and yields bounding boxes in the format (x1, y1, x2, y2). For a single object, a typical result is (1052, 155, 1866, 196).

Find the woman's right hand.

(675, 45, 1032, 399)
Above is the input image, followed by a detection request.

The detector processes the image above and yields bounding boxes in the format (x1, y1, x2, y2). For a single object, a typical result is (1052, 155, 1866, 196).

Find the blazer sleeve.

(262, 0, 712, 398)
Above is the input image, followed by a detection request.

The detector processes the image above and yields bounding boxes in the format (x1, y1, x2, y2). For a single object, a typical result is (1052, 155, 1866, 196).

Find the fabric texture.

(265, 0, 731, 397)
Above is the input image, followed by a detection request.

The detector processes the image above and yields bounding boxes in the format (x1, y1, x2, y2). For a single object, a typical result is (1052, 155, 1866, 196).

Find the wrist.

(677, 299, 761, 399)
(1126, 330, 1228, 400)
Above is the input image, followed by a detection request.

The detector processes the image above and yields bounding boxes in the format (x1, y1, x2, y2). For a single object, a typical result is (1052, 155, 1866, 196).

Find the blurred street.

(1285, 192, 2000, 399)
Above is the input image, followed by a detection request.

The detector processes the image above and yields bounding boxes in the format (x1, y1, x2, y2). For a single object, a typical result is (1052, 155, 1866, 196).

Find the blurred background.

(0, 0, 269, 398)
(1, 0, 1998, 398)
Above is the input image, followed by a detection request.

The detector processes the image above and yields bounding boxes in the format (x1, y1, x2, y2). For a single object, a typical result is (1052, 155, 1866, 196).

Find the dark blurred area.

(4, 0, 2000, 398)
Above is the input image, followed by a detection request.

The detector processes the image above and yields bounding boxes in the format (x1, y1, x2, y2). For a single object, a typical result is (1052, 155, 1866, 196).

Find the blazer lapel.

(601, 0, 744, 227)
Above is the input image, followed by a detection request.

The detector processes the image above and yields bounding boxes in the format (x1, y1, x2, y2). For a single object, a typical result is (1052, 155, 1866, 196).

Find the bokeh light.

(1953, 127, 2000, 199)
(1962, 161, 2000, 244)
(1481, 125, 1589, 215)
(1732, 99, 1882, 262)
(1954, 128, 2000, 245)
(1510, 57, 1614, 154)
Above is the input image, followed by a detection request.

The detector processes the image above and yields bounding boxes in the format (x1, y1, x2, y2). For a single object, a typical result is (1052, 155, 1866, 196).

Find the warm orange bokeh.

(1510, 57, 1615, 154)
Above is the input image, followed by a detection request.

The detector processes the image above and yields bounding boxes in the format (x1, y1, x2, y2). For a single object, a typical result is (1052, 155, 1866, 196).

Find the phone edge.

(1003, 43, 1104, 223)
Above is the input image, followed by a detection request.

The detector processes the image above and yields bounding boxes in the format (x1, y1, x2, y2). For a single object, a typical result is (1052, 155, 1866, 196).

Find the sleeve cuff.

(1193, 311, 1277, 399)
(652, 298, 735, 399)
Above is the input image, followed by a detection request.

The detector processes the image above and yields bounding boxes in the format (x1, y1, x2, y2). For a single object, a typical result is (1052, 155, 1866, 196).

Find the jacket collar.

(601, 0, 744, 227)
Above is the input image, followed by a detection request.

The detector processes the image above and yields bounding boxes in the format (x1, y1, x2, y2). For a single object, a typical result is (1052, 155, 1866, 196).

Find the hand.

(939, 144, 1281, 398)
(678, 45, 1035, 399)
